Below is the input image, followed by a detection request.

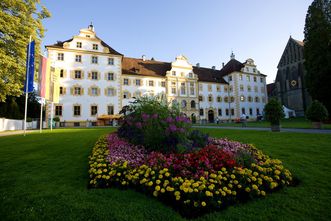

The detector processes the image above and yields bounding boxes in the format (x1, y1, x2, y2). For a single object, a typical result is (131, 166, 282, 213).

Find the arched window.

(230, 97, 235, 103)
(224, 96, 229, 103)
(217, 96, 222, 102)
(248, 96, 253, 102)
(181, 100, 187, 108)
(208, 95, 213, 102)
(191, 100, 196, 109)
(240, 95, 245, 102)
(255, 96, 260, 103)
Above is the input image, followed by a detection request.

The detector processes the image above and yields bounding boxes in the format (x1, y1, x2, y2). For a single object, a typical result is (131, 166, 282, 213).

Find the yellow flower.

(174, 191, 180, 196)
(155, 185, 161, 191)
(153, 191, 158, 197)
(194, 202, 199, 207)
(205, 190, 213, 197)
(201, 201, 206, 207)
(252, 184, 258, 190)
(165, 172, 170, 177)
(160, 188, 165, 193)
(230, 174, 236, 179)
(245, 187, 251, 192)
(147, 181, 153, 186)
(175, 195, 180, 201)
(261, 190, 266, 196)
(156, 180, 161, 185)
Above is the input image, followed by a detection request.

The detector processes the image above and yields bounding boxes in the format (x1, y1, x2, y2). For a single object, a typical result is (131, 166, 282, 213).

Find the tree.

(0, 0, 50, 102)
(304, 0, 331, 115)
(306, 100, 329, 122)
(264, 98, 285, 129)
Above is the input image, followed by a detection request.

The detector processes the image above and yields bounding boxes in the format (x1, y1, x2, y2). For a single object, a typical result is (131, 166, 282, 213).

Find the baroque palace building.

(46, 25, 268, 126)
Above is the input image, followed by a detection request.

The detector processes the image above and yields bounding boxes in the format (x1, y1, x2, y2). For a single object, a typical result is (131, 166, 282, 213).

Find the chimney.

(212, 66, 216, 70)
(222, 62, 225, 68)
(196, 63, 200, 67)
(142, 55, 146, 61)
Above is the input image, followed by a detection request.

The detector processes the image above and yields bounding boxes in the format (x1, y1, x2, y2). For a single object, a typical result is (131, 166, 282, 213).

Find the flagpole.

(50, 102, 53, 131)
(40, 98, 43, 133)
(24, 36, 32, 136)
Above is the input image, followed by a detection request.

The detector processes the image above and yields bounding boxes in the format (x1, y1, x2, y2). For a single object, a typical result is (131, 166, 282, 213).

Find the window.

(189, 72, 193, 78)
(239, 74, 243, 80)
(246, 67, 249, 72)
(76, 42, 82, 48)
(57, 53, 64, 61)
(91, 71, 98, 80)
(123, 78, 129, 85)
(107, 105, 114, 115)
(171, 81, 176, 94)
(60, 69, 64, 78)
(75, 55, 82, 62)
(199, 108, 204, 116)
(180, 72, 184, 77)
(191, 100, 196, 109)
(199, 95, 203, 102)
(74, 87, 81, 95)
(181, 100, 187, 108)
(123, 91, 129, 99)
(74, 122, 80, 127)
(230, 96, 235, 103)
(224, 96, 229, 103)
(161, 81, 166, 87)
(107, 73, 114, 81)
(249, 108, 253, 115)
(93, 44, 98, 50)
(208, 84, 212, 92)
(180, 82, 186, 95)
(224, 86, 228, 93)
(73, 105, 81, 116)
(248, 96, 253, 102)
(55, 106, 62, 116)
(86, 35, 90, 38)
(172, 71, 176, 76)
(254, 86, 258, 92)
(262, 97, 266, 103)
(208, 95, 212, 102)
(108, 58, 114, 65)
(225, 109, 229, 116)
(261, 87, 265, 93)
(247, 86, 251, 92)
(231, 109, 235, 116)
(257, 108, 260, 115)
(253, 76, 257, 82)
(106, 88, 115, 96)
(228, 76, 232, 81)
(190, 82, 195, 95)
(240, 95, 245, 102)
(241, 108, 246, 115)
(216, 85, 221, 92)
(136, 79, 141, 86)
(199, 83, 202, 91)
(229, 86, 233, 92)
(240, 84, 244, 91)
(217, 96, 221, 102)
(60, 86, 64, 95)
(74, 70, 82, 79)
(253, 68, 256, 73)
(148, 80, 154, 87)
(246, 75, 250, 81)
(91, 88, 98, 96)
(218, 108, 222, 116)
(91, 105, 98, 116)
(260, 77, 264, 83)
(91, 56, 98, 64)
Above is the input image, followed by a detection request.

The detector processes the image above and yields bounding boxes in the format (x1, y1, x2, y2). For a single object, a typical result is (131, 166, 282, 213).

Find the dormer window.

(86, 35, 90, 38)
(93, 44, 98, 50)
(76, 42, 82, 48)
(172, 71, 176, 76)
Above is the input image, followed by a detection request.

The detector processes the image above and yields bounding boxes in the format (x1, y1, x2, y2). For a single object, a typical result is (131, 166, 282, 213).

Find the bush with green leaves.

(264, 99, 285, 125)
(118, 96, 200, 153)
(306, 100, 329, 122)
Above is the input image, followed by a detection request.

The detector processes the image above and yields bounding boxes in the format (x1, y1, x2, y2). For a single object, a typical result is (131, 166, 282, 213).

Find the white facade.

(46, 26, 268, 125)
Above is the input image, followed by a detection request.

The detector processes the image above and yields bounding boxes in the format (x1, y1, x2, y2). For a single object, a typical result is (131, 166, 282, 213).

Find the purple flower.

(179, 128, 185, 133)
(169, 124, 177, 132)
(142, 113, 150, 121)
(135, 122, 142, 129)
(152, 113, 158, 119)
(166, 117, 174, 123)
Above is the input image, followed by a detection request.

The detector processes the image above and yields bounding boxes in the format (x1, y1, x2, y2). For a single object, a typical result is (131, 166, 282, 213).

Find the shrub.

(117, 96, 192, 153)
(53, 117, 60, 122)
(264, 99, 284, 125)
(188, 130, 209, 149)
(306, 100, 329, 122)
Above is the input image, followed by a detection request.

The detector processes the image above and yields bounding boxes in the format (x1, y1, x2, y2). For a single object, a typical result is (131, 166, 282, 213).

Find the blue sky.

(41, 0, 312, 83)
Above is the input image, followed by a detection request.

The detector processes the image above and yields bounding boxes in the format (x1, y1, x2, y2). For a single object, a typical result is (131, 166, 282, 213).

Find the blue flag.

(24, 40, 35, 93)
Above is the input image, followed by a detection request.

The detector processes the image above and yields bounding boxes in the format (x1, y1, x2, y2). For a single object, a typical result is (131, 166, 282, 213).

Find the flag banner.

(45, 65, 60, 103)
(38, 55, 47, 98)
(24, 40, 35, 93)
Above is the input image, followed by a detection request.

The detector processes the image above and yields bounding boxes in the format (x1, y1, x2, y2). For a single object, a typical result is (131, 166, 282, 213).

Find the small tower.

(88, 22, 94, 32)
(230, 51, 235, 60)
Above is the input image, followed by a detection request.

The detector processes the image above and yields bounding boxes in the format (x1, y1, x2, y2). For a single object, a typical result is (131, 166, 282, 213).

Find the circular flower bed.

(88, 97, 294, 218)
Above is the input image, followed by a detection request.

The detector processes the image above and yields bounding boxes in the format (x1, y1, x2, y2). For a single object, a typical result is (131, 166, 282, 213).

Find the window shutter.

(113, 89, 117, 96)
(97, 88, 100, 96)
(63, 87, 67, 94)
(88, 88, 91, 96)
(113, 74, 116, 81)
(70, 87, 74, 95)
(71, 70, 74, 79)
(104, 88, 107, 96)
(81, 88, 84, 95)
(81, 71, 84, 79)
(88, 72, 91, 80)
(104, 73, 107, 80)
(128, 79, 130, 85)
(98, 72, 101, 80)
(140, 80, 143, 86)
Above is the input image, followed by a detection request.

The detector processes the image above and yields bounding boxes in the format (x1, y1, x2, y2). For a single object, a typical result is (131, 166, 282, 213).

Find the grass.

(198, 117, 331, 129)
(0, 128, 330, 221)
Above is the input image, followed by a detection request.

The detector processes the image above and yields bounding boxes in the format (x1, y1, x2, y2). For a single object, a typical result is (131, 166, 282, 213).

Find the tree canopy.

(304, 0, 331, 115)
(0, 0, 50, 102)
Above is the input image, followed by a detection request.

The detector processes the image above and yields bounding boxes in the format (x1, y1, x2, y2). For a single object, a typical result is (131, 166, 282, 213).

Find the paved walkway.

(193, 125, 331, 134)
(0, 130, 36, 137)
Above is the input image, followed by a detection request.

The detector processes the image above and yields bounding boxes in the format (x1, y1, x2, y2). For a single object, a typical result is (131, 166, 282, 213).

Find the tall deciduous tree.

(0, 0, 50, 102)
(304, 0, 331, 114)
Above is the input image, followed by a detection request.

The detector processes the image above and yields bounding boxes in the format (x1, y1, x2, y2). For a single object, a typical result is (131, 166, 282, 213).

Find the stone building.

(45, 25, 268, 126)
(275, 36, 312, 116)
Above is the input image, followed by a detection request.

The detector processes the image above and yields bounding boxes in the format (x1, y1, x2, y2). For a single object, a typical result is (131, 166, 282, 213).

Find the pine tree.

(0, 0, 50, 102)
(304, 0, 331, 115)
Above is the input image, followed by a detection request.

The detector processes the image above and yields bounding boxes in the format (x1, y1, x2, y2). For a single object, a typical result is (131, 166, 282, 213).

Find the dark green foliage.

(304, 0, 331, 115)
(306, 100, 329, 122)
(264, 99, 285, 125)
(188, 129, 209, 148)
(235, 149, 256, 168)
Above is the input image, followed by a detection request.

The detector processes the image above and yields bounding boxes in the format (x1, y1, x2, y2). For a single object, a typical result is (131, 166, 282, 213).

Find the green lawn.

(0, 128, 330, 221)
(199, 117, 331, 129)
